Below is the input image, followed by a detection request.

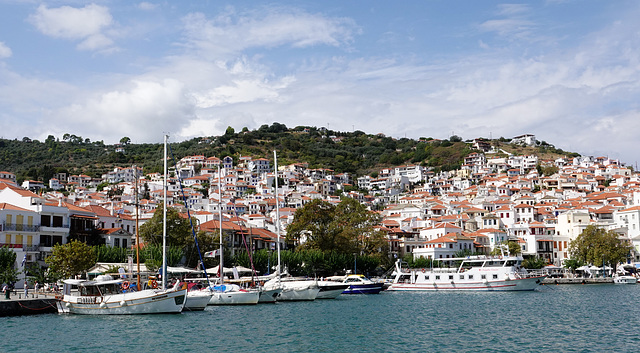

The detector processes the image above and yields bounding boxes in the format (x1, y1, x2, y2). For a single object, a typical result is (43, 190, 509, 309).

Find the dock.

(0, 292, 59, 316)
(541, 278, 613, 285)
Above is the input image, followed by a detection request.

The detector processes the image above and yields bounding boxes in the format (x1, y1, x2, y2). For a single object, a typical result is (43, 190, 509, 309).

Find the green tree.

(120, 136, 131, 145)
(0, 246, 19, 285)
(139, 203, 192, 249)
(491, 240, 521, 256)
(522, 256, 547, 269)
(45, 240, 96, 279)
(569, 225, 632, 266)
(286, 198, 388, 258)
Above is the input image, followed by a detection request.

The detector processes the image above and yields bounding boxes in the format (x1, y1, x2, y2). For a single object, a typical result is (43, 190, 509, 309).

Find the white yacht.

(389, 255, 546, 291)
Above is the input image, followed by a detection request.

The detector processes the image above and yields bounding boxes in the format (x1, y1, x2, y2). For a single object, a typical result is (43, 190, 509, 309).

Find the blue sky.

(1, 1, 639, 166)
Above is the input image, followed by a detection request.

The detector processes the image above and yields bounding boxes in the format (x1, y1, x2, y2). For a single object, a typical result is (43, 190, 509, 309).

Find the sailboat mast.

(162, 134, 168, 291)
(134, 165, 141, 291)
(274, 150, 281, 276)
(218, 164, 223, 282)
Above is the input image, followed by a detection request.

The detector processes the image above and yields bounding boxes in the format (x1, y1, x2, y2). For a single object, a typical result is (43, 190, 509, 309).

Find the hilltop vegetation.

(0, 124, 577, 184)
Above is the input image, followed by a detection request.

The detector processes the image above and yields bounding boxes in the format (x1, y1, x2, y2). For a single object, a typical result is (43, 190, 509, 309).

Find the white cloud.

(54, 79, 195, 143)
(138, 2, 157, 11)
(181, 8, 359, 56)
(28, 4, 114, 51)
(0, 42, 11, 58)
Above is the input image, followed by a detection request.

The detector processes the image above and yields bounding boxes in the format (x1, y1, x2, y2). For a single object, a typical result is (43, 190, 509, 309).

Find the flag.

(204, 250, 220, 258)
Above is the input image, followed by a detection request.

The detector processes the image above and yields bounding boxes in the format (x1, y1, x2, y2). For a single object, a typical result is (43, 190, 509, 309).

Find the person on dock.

(24, 281, 28, 297)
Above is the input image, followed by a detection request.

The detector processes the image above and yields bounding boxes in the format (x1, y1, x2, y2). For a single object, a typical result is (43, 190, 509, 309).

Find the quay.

(541, 278, 613, 285)
(0, 292, 59, 316)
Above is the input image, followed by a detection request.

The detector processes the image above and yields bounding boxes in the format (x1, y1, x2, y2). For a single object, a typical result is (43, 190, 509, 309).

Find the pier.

(0, 292, 59, 316)
(541, 278, 613, 285)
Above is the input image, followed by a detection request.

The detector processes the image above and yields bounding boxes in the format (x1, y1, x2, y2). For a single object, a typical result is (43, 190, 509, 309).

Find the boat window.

(468, 275, 473, 280)
(493, 274, 498, 279)
(505, 260, 517, 266)
(485, 261, 503, 267)
(425, 276, 429, 280)
(459, 275, 464, 280)
(435, 275, 440, 280)
(481, 275, 486, 279)
(448, 275, 453, 280)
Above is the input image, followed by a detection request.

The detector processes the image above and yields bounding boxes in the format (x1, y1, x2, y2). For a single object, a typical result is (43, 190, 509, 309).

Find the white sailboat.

(265, 151, 319, 302)
(57, 135, 187, 314)
(205, 164, 259, 305)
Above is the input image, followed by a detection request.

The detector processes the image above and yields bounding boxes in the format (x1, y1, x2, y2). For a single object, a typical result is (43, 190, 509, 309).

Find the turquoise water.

(5, 285, 640, 352)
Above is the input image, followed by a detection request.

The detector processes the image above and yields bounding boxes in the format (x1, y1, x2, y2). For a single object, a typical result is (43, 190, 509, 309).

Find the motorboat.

(57, 275, 186, 314)
(327, 274, 384, 294)
(315, 280, 350, 299)
(613, 274, 637, 284)
(388, 255, 546, 291)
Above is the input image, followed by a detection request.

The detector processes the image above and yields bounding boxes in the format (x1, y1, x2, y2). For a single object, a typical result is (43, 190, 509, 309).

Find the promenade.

(0, 291, 59, 316)
(541, 277, 613, 285)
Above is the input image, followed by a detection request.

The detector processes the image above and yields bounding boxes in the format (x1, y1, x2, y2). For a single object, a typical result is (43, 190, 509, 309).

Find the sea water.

(4, 284, 640, 352)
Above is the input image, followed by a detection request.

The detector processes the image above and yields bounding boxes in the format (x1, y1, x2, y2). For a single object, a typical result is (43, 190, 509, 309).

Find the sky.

(1, 1, 640, 166)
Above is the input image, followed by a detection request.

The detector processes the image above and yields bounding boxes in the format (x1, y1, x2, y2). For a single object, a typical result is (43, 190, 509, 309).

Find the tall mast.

(162, 134, 168, 291)
(274, 150, 281, 276)
(218, 163, 223, 282)
(134, 165, 140, 291)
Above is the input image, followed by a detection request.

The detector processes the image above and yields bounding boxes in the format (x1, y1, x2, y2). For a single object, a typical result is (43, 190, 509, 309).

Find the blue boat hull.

(342, 283, 384, 294)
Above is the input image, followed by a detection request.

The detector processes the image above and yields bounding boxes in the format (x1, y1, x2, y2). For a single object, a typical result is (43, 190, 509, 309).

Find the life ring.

(421, 268, 426, 273)
(148, 280, 158, 289)
(121, 281, 129, 290)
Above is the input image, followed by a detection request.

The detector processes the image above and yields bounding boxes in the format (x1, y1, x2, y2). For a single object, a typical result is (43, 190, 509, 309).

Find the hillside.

(0, 124, 577, 184)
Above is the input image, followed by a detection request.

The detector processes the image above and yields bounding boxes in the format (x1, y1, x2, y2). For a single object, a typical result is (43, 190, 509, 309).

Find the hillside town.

(1, 134, 639, 287)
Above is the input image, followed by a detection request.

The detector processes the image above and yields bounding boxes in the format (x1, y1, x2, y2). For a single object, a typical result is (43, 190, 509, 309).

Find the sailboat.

(261, 151, 319, 302)
(57, 135, 187, 314)
(205, 163, 259, 305)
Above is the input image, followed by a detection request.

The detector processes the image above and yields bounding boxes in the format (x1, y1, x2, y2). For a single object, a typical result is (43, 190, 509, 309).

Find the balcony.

(2, 223, 40, 232)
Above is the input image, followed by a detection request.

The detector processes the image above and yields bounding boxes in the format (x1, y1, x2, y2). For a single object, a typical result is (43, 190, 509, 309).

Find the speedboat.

(316, 280, 350, 299)
(331, 274, 384, 294)
(613, 274, 637, 284)
(388, 255, 546, 291)
(57, 275, 187, 314)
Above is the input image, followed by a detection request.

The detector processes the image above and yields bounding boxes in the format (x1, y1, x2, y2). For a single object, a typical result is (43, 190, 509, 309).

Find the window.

(449, 275, 454, 280)
(435, 275, 440, 280)
(52, 216, 63, 227)
(468, 275, 474, 280)
(41, 215, 51, 227)
(459, 275, 465, 280)
(114, 238, 120, 248)
(481, 275, 486, 279)
(493, 274, 498, 279)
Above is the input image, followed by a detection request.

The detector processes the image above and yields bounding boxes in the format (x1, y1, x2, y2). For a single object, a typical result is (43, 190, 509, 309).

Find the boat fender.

(65, 302, 71, 308)
(100, 302, 107, 308)
(121, 281, 130, 290)
(120, 300, 127, 306)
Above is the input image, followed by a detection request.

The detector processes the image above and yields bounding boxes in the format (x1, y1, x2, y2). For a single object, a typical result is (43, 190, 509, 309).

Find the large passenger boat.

(388, 255, 546, 291)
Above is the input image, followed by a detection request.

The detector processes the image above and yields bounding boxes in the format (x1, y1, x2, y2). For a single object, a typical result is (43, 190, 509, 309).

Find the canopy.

(206, 265, 255, 275)
(166, 266, 201, 274)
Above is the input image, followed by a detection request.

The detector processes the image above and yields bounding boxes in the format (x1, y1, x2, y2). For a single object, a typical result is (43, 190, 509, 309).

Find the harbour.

(4, 284, 640, 352)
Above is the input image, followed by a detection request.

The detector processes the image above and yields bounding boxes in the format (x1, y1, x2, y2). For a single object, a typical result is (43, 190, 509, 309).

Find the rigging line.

(167, 144, 211, 287)
(233, 206, 257, 282)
